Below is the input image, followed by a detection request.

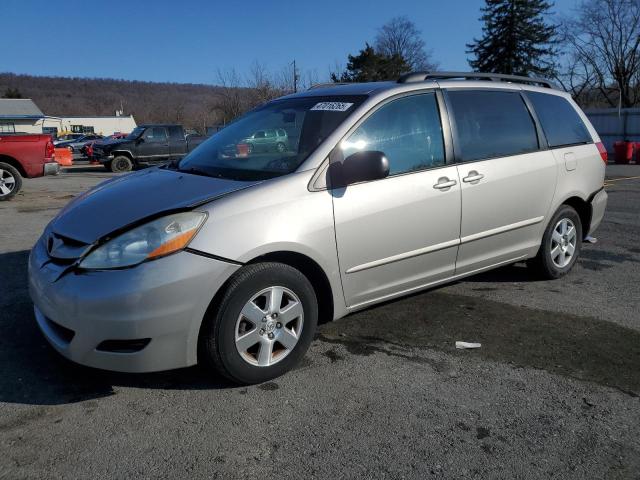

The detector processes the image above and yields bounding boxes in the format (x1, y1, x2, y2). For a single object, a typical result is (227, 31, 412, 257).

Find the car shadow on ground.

(2, 250, 639, 406)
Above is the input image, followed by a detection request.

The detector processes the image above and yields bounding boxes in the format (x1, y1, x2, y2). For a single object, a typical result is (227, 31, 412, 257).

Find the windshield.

(126, 126, 145, 140)
(177, 95, 366, 181)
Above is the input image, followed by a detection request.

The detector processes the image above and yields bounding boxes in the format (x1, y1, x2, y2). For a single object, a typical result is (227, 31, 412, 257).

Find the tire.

(528, 205, 582, 279)
(246, 143, 254, 154)
(110, 155, 133, 173)
(0, 162, 22, 201)
(276, 142, 286, 153)
(200, 262, 318, 384)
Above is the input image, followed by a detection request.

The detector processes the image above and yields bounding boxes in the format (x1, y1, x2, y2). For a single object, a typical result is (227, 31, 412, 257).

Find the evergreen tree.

(331, 43, 410, 82)
(2, 87, 22, 99)
(467, 0, 558, 77)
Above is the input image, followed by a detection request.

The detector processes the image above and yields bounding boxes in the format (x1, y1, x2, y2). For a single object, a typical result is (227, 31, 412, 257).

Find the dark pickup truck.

(92, 124, 207, 172)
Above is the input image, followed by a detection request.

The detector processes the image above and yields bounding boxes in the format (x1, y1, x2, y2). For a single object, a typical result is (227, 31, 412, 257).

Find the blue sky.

(2, 0, 579, 85)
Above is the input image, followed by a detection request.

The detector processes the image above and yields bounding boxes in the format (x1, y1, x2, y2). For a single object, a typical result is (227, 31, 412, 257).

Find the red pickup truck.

(0, 134, 59, 200)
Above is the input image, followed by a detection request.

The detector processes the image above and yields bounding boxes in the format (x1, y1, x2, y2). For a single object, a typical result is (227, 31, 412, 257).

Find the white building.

(0, 98, 137, 137)
(0, 98, 45, 134)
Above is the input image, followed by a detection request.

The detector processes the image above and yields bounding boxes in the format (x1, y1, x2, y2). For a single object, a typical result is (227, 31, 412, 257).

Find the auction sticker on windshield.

(310, 102, 354, 112)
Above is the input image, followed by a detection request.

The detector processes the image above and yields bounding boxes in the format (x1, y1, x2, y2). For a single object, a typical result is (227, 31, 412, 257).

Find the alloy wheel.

(0, 168, 16, 196)
(550, 218, 577, 268)
(234, 286, 304, 367)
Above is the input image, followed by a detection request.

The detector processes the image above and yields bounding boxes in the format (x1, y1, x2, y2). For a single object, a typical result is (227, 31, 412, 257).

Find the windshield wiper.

(178, 165, 224, 179)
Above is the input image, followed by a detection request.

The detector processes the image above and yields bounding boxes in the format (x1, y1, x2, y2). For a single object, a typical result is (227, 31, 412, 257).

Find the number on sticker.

(310, 102, 354, 112)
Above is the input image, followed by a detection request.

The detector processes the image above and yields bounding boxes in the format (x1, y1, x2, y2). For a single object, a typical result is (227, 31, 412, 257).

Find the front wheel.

(528, 205, 582, 279)
(200, 262, 318, 384)
(110, 155, 133, 173)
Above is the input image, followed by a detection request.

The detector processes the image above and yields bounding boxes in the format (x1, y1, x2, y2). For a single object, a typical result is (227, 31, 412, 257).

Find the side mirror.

(136, 137, 145, 144)
(329, 150, 390, 188)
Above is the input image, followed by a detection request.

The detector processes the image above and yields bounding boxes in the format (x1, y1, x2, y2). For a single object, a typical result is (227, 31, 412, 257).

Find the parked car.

(91, 124, 207, 172)
(0, 134, 59, 200)
(242, 128, 289, 153)
(55, 134, 103, 153)
(53, 133, 84, 145)
(29, 72, 607, 384)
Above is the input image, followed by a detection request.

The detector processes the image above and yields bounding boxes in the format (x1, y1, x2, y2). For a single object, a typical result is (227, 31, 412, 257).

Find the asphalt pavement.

(1, 164, 639, 479)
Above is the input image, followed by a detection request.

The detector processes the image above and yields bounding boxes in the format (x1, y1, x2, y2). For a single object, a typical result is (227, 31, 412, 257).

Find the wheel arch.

(561, 195, 592, 239)
(195, 249, 336, 368)
(246, 251, 334, 325)
(0, 154, 27, 177)
(111, 150, 134, 160)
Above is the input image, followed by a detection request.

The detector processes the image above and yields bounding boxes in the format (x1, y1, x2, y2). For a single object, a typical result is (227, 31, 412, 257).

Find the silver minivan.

(29, 72, 608, 384)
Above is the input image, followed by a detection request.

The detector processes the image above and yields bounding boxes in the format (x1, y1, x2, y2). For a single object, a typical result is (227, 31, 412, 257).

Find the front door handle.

(463, 171, 484, 183)
(433, 177, 457, 190)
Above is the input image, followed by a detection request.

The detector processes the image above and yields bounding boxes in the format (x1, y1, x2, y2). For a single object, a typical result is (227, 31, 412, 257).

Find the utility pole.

(291, 60, 298, 93)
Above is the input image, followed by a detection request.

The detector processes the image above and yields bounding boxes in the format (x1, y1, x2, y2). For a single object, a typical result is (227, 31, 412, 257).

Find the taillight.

(596, 142, 608, 164)
(45, 141, 55, 159)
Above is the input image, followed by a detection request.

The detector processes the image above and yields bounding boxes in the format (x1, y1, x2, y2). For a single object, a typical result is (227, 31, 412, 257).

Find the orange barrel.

(54, 148, 73, 166)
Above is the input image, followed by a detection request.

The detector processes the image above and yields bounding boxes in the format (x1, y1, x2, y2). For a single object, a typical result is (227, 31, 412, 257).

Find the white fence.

(585, 108, 640, 152)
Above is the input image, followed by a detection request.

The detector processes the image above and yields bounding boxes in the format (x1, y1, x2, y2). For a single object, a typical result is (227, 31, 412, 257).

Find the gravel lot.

(1, 164, 639, 479)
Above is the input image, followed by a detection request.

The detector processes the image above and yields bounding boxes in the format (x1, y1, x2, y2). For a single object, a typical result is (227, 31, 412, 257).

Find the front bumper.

(44, 162, 60, 176)
(92, 150, 114, 163)
(588, 188, 608, 236)
(28, 237, 240, 372)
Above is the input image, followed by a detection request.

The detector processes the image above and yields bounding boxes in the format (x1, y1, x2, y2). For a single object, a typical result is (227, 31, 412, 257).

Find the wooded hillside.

(0, 72, 233, 130)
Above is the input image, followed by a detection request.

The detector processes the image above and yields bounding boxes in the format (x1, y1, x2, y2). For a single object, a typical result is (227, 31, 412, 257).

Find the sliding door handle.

(463, 171, 484, 183)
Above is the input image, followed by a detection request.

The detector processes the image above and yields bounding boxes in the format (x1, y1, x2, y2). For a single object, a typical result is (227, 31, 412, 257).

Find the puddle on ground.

(318, 291, 640, 397)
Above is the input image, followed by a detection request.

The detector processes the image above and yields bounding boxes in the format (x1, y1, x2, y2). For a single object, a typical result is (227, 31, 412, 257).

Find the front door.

(444, 89, 557, 274)
(331, 92, 461, 308)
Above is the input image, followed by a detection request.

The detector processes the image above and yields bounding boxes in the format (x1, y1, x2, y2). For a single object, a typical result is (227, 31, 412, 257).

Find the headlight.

(79, 212, 207, 270)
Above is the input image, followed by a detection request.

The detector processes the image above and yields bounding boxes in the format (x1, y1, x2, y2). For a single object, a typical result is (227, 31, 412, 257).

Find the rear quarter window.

(447, 90, 539, 162)
(527, 92, 592, 148)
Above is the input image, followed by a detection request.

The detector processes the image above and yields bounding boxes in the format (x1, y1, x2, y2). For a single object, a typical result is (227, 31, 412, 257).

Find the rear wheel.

(110, 155, 133, 173)
(528, 205, 582, 279)
(200, 262, 318, 384)
(276, 142, 286, 153)
(0, 162, 22, 201)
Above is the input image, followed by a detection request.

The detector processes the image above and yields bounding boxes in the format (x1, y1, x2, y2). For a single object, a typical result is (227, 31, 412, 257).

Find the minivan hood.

(50, 168, 258, 244)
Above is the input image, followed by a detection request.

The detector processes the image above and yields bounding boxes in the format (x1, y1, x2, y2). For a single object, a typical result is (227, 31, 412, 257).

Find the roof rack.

(397, 71, 557, 89)
(307, 82, 351, 90)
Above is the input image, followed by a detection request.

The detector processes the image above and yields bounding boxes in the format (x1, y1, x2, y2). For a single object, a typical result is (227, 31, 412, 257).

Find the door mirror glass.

(329, 150, 389, 187)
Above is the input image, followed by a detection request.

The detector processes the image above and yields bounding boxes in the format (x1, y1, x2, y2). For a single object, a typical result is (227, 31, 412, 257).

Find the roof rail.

(307, 82, 351, 90)
(397, 71, 557, 89)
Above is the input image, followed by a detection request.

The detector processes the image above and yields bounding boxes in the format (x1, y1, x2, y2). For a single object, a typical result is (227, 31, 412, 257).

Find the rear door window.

(168, 126, 184, 141)
(447, 90, 539, 162)
(527, 92, 592, 148)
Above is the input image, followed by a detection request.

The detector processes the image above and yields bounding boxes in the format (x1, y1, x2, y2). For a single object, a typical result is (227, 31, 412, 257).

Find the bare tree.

(246, 61, 284, 108)
(561, 0, 640, 108)
(374, 16, 438, 71)
(211, 68, 246, 124)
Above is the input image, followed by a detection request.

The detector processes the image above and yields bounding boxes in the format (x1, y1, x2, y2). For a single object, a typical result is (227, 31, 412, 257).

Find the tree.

(331, 43, 410, 82)
(2, 87, 22, 98)
(560, 0, 640, 108)
(467, 0, 558, 77)
(374, 16, 437, 71)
